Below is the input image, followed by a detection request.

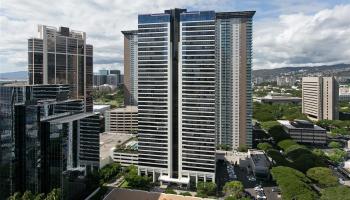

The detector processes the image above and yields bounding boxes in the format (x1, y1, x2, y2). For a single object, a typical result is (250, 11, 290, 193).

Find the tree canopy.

(320, 186, 350, 200)
(196, 181, 217, 197)
(277, 139, 297, 151)
(306, 167, 338, 188)
(271, 166, 318, 200)
(328, 141, 342, 149)
(257, 142, 273, 151)
(223, 181, 244, 198)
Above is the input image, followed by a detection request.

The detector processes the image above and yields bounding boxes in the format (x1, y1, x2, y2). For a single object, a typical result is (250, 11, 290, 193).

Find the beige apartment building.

(105, 106, 138, 133)
(302, 77, 339, 120)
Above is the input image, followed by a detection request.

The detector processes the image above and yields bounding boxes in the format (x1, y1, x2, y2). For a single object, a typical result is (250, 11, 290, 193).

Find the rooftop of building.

(248, 149, 270, 168)
(93, 104, 111, 112)
(100, 132, 134, 159)
(104, 188, 202, 200)
(2, 83, 69, 87)
(114, 137, 138, 154)
(47, 112, 98, 123)
(121, 30, 138, 35)
(108, 106, 138, 113)
(278, 120, 325, 131)
(261, 95, 302, 100)
(216, 11, 256, 18)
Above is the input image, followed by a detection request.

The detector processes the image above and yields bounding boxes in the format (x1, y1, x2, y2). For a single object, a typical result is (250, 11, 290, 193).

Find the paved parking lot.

(217, 160, 280, 200)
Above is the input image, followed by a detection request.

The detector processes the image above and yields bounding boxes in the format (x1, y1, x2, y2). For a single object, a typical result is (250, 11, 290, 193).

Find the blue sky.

(0, 0, 349, 73)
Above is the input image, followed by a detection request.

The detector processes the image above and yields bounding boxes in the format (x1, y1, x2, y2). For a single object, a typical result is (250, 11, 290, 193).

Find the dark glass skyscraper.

(0, 84, 98, 199)
(28, 25, 93, 112)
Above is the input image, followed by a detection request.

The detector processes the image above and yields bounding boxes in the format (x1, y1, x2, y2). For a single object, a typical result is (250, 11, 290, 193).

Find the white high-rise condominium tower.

(137, 9, 216, 184)
(137, 9, 254, 184)
(302, 76, 339, 120)
(216, 12, 255, 150)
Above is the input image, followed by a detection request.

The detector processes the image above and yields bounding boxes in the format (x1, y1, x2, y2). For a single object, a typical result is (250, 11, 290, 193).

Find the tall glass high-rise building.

(216, 11, 255, 149)
(28, 25, 93, 112)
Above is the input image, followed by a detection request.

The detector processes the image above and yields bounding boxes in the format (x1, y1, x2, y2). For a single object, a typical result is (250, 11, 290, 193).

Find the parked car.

(257, 191, 267, 199)
(272, 187, 280, 192)
(254, 186, 263, 191)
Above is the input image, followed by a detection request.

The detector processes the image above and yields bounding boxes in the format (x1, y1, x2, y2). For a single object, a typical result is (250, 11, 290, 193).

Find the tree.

(268, 125, 290, 143)
(321, 186, 350, 200)
(179, 192, 191, 196)
(22, 191, 34, 200)
(306, 167, 338, 188)
(124, 165, 152, 190)
(8, 192, 22, 200)
(34, 194, 45, 200)
(277, 139, 297, 151)
(257, 142, 273, 151)
(316, 120, 333, 130)
(165, 188, 177, 194)
(260, 121, 279, 131)
(99, 162, 121, 183)
(45, 188, 61, 200)
(271, 166, 318, 200)
(223, 181, 244, 198)
(328, 141, 342, 149)
(328, 149, 347, 164)
(237, 145, 248, 152)
(285, 144, 310, 160)
(197, 181, 217, 197)
(266, 149, 291, 166)
(293, 153, 325, 173)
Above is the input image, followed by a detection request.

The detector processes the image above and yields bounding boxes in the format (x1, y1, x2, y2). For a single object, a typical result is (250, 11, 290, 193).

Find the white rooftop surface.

(263, 95, 301, 100)
(109, 106, 138, 113)
(93, 104, 111, 112)
(100, 132, 133, 159)
(277, 120, 325, 131)
(158, 176, 190, 184)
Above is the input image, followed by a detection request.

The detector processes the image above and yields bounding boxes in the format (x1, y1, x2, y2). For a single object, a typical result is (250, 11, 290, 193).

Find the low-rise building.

(105, 106, 137, 133)
(278, 120, 327, 145)
(99, 132, 133, 168)
(111, 139, 138, 167)
(256, 95, 302, 104)
(248, 149, 271, 180)
(93, 104, 111, 114)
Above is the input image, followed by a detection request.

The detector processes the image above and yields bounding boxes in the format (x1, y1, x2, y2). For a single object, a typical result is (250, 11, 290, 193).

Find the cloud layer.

(0, 0, 349, 72)
(254, 4, 350, 69)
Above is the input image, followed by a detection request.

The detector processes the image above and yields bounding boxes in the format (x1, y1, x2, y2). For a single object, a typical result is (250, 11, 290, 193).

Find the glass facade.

(0, 85, 91, 199)
(179, 11, 216, 179)
(216, 12, 254, 149)
(28, 25, 93, 112)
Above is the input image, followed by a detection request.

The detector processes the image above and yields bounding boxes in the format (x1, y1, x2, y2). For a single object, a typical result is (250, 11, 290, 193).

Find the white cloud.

(0, 0, 349, 72)
(254, 4, 350, 69)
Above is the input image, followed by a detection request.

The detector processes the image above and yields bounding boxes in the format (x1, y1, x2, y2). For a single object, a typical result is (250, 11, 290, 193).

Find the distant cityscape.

(0, 5, 350, 200)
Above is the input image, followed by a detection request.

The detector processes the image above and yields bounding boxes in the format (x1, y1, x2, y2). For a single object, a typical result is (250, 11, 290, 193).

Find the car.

(272, 187, 280, 192)
(257, 192, 267, 199)
(248, 176, 256, 181)
(254, 186, 263, 191)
